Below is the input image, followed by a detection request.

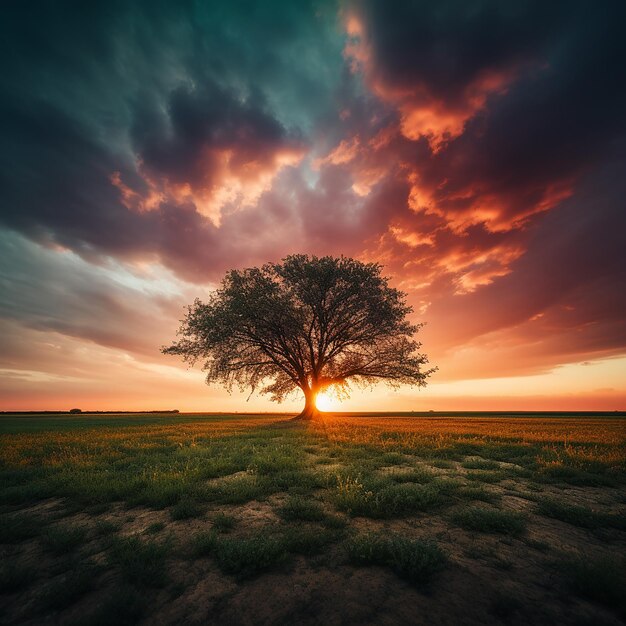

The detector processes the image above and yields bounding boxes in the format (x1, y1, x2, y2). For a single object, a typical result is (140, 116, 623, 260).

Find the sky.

(1, 0, 625, 412)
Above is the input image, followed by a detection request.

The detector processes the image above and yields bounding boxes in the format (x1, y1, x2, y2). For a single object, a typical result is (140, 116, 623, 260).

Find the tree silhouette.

(163, 255, 435, 419)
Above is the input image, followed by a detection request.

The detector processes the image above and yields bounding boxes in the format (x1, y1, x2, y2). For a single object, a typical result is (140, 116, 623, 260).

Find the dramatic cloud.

(125, 81, 306, 225)
(0, 0, 624, 409)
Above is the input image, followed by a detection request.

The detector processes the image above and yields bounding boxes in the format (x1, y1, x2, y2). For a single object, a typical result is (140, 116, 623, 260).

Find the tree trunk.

(294, 386, 321, 420)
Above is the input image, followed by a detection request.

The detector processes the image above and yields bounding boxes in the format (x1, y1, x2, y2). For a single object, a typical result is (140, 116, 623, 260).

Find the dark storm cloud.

(0, 96, 152, 257)
(132, 82, 303, 188)
(412, 3, 626, 229)
(347, 0, 566, 97)
(0, 0, 341, 277)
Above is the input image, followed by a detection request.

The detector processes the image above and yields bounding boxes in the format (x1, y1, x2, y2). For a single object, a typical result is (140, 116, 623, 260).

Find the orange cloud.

(314, 137, 360, 168)
(395, 71, 512, 151)
(110, 171, 164, 213)
(406, 175, 575, 235)
(343, 12, 515, 151)
(111, 147, 303, 227)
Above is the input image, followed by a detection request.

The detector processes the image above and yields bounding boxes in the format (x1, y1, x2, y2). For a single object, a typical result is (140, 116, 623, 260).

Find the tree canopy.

(163, 255, 435, 418)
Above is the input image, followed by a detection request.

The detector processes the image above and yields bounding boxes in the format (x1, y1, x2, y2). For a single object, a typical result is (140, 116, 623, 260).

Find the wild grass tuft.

(458, 485, 501, 503)
(349, 532, 446, 585)
(108, 536, 170, 587)
(537, 498, 626, 530)
(190, 530, 218, 557)
(247, 446, 303, 475)
(191, 530, 286, 578)
(430, 459, 455, 469)
(387, 467, 435, 484)
(465, 470, 511, 483)
(332, 475, 457, 518)
(462, 458, 501, 470)
(212, 512, 237, 532)
(202, 473, 271, 504)
(380, 451, 406, 465)
(278, 496, 327, 522)
(145, 522, 166, 535)
(170, 497, 203, 520)
(0, 513, 42, 543)
(41, 523, 87, 554)
(283, 525, 341, 555)
(540, 464, 618, 487)
(452, 507, 526, 535)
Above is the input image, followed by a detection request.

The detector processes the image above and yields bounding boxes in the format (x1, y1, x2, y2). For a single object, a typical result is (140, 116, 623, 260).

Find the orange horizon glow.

(2, 379, 624, 413)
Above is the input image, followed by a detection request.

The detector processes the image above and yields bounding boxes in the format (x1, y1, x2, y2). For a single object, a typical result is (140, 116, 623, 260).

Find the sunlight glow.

(315, 392, 336, 412)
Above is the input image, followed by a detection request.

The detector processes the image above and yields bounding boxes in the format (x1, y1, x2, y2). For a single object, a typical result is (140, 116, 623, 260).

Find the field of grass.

(0, 412, 624, 625)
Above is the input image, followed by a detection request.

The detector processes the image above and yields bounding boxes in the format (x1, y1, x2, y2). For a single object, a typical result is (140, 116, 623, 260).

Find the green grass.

(386, 467, 435, 483)
(170, 497, 203, 520)
(430, 459, 455, 469)
(41, 523, 87, 554)
(465, 470, 512, 483)
(539, 465, 619, 487)
(202, 473, 268, 504)
(191, 531, 287, 579)
(332, 476, 456, 518)
(145, 521, 166, 534)
(247, 445, 303, 475)
(457, 485, 501, 503)
(348, 532, 446, 585)
(462, 458, 501, 470)
(278, 496, 328, 522)
(108, 536, 170, 587)
(380, 451, 406, 465)
(537, 498, 626, 530)
(452, 507, 526, 535)
(556, 554, 626, 616)
(283, 525, 341, 555)
(0, 512, 43, 543)
(212, 512, 237, 532)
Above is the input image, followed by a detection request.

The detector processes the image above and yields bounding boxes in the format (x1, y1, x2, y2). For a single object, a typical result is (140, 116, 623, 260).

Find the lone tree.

(163, 255, 435, 419)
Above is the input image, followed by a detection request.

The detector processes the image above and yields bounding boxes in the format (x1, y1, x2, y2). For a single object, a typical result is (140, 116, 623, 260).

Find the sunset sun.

(315, 392, 335, 412)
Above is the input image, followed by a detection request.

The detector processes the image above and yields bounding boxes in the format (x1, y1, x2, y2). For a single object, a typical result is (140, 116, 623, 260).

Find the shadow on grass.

(554, 553, 626, 618)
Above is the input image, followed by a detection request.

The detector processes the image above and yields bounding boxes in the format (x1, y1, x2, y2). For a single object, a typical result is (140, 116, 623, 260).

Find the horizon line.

(1, 410, 624, 417)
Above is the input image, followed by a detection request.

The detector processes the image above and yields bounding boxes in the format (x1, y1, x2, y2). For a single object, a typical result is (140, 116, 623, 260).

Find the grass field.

(1, 412, 625, 625)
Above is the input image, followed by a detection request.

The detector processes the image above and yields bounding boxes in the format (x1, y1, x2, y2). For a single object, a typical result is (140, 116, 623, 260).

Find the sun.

(315, 392, 336, 412)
